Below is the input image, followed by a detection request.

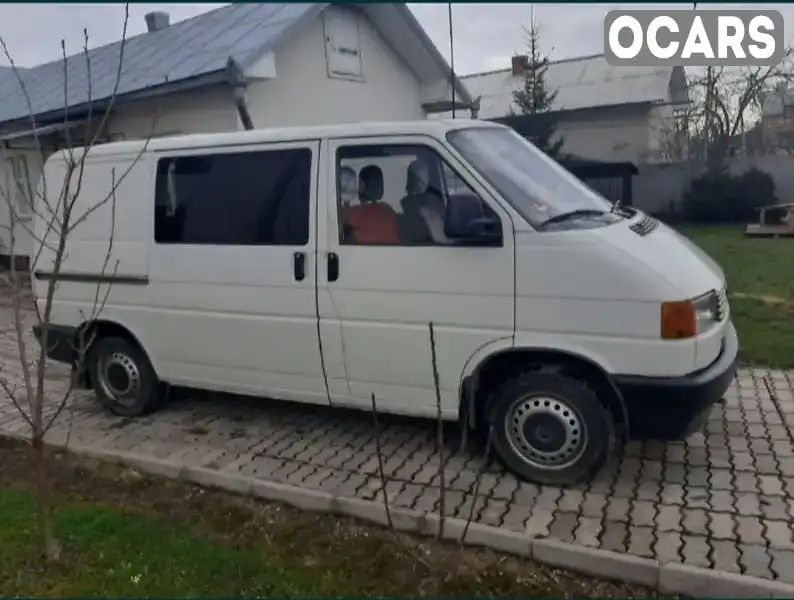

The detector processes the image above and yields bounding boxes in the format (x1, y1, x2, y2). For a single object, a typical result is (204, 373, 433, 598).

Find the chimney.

(511, 55, 528, 76)
(145, 11, 170, 33)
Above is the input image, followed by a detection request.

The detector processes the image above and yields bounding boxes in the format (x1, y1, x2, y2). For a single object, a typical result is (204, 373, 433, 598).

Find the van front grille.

(629, 213, 660, 236)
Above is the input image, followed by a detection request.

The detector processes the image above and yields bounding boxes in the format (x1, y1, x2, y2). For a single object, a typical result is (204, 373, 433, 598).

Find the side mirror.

(444, 194, 502, 245)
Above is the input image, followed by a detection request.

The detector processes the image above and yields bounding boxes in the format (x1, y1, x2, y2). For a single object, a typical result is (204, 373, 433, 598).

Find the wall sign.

(323, 9, 364, 81)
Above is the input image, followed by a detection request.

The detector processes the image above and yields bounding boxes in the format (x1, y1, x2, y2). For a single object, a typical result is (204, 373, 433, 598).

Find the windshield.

(447, 126, 615, 229)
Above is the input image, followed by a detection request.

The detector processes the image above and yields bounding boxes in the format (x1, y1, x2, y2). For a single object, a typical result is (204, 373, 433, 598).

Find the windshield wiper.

(538, 209, 608, 229)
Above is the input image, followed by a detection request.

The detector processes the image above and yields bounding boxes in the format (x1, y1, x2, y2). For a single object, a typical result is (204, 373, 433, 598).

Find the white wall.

(245, 5, 426, 127)
(555, 105, 652, 164)
(107, 85, 239, 140)
(106, 6, 428, 137)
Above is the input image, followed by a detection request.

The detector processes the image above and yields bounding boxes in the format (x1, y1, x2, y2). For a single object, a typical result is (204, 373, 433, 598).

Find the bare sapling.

(368, 391, 432, 570)
(427, 322, 493, 545)
(369, 391, 395, 531)
(460, 424, 492, 543)
(428, 322, 446, 540)
(0, 3, 156, 561)
(364, 320, 498, 588)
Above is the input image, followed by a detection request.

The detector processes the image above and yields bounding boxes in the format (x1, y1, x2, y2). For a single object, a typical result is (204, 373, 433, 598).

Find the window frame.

(6, 155, 34, 219)
(152, 140, 317, 247)
(333, 139, 504, 248)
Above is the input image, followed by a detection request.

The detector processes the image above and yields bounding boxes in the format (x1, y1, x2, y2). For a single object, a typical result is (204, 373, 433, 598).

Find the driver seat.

(401, 159, 446, 244)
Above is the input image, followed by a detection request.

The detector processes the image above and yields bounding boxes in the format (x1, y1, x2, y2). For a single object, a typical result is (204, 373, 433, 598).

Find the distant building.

(761, 82, 794, 154)
(436, 54, 689, 165)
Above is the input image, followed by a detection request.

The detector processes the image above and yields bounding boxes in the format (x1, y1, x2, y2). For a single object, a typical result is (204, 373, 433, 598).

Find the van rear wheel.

(487, 370, 614, 487)
(88, 336, 161, 417)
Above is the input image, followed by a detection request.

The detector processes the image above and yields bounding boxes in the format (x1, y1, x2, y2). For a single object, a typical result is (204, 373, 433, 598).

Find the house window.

(154, 147, 312, 245)
(5, 155, 33, 218)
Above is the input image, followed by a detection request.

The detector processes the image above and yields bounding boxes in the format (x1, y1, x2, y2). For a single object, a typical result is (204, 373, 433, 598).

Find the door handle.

(293, 252, 306, 282)
(328, 252, 339, 282)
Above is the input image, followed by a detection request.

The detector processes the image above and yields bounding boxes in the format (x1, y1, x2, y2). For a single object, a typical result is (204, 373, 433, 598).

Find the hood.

(663, 224, 726, 282)
(595, 219, 725, 299)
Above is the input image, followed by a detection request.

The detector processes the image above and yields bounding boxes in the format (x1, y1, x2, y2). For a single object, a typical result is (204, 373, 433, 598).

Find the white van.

(32, 120, 738, 486)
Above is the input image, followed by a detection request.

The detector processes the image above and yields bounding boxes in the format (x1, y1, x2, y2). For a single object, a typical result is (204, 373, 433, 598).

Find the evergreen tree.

(511, 19, 564, 157)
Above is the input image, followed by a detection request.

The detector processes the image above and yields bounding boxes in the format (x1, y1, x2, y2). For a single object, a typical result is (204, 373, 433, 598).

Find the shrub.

(682, 167, 778, 224)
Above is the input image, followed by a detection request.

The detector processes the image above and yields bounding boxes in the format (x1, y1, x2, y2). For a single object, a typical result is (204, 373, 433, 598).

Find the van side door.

(319, 135, 515, 418)
(148, 140, 330, 405)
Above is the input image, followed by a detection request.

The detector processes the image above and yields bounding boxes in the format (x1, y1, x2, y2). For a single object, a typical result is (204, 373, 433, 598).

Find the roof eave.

(0, 70, 229, 132)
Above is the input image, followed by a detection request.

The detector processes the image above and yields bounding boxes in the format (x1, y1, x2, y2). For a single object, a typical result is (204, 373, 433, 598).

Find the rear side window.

(154, 148, 312, 246)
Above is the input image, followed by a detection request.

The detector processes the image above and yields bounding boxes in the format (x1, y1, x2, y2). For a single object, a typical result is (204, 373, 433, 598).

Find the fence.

(632, 155, 794, 216)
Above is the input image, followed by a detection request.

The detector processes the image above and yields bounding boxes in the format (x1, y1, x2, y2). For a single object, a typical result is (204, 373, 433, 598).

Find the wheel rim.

(505, 394, 588, 471)
(97, 351, 141, 407)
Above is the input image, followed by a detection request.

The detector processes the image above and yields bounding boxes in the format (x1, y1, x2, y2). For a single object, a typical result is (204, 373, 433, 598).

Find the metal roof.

(0, 3, 471, 129)
(0, 120, 82, 143)
(454, 54, 677, 119)
(0, 3, 320, 127)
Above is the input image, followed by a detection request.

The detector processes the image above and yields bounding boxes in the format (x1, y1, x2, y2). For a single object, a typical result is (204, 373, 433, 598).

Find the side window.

(154, 148, 312, 246)
(336, 143, 492, 246)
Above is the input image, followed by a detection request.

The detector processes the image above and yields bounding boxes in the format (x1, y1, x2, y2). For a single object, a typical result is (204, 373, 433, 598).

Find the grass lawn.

(0, 439, 653, 598)
(681, 226, 794, 368)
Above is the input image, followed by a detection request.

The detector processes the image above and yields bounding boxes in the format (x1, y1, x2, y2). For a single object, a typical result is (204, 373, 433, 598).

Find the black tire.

(87, 336, 161, 417)
(487, 369, 615, 487)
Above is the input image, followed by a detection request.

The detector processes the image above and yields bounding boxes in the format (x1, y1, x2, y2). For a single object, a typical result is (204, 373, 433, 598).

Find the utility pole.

(448, 2, 456, 118)
(694, 1, 713, 163)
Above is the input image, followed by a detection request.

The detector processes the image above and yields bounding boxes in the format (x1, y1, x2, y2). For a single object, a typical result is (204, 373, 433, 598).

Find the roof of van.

(57, 119, 502, 159)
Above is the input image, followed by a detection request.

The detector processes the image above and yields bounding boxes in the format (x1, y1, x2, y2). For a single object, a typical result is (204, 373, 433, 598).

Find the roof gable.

(0, 3, 469, 129)
(462, 54, 676, 119)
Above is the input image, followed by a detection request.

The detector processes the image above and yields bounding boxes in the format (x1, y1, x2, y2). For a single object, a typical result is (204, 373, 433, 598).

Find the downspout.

(225, 57, 254, 131)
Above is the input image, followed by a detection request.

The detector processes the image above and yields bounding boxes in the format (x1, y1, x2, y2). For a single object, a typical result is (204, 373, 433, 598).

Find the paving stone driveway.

(1, 306, 794, 583)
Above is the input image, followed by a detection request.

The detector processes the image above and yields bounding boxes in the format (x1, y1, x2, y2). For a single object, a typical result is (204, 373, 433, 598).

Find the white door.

(318, 135, 515, 419)
(148, 140, 330, 405)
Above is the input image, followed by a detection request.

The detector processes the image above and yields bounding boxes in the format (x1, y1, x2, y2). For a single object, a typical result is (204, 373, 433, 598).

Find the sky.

(0, 3, 792, 75)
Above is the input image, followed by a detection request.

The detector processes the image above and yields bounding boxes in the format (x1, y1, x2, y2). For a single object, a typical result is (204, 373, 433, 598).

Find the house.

(760, 82, 794, 154)
(0, 3, 472, 265)
(437, 54, 689, 165)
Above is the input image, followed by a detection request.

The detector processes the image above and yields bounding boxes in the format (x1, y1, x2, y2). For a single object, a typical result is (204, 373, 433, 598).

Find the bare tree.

(0, 4, 156, 561)
(667, 53, 794, 164)
(366, 320, 497, 593)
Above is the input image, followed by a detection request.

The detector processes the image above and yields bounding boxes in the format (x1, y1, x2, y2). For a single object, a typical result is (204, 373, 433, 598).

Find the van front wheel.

(488, 370, 614, 487)
(88, 336, 161, 417)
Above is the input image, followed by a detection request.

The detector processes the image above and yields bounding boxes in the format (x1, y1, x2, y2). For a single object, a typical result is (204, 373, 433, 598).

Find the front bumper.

(613, 322, 739, 440)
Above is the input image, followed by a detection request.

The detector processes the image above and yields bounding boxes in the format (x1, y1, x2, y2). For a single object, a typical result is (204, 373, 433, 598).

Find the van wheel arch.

(463, 348, 629, 441)
(75, 320, 151, 388)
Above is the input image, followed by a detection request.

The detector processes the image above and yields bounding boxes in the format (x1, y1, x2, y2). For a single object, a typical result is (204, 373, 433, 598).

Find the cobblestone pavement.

(1, 308, 794, 583)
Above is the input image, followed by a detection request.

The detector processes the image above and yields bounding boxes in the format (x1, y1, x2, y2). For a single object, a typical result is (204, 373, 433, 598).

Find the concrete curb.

(659, 563, 794, 598)
(14, 438, 794, 598)
(532, 538, 660, 588)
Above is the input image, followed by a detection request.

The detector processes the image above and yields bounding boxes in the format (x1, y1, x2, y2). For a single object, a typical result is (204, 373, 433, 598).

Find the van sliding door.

(147, 140, 330, 405)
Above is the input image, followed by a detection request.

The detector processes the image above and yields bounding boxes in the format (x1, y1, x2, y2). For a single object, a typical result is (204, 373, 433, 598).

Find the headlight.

(661, 289, 724, 340)
(692, 291, 719, 331)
